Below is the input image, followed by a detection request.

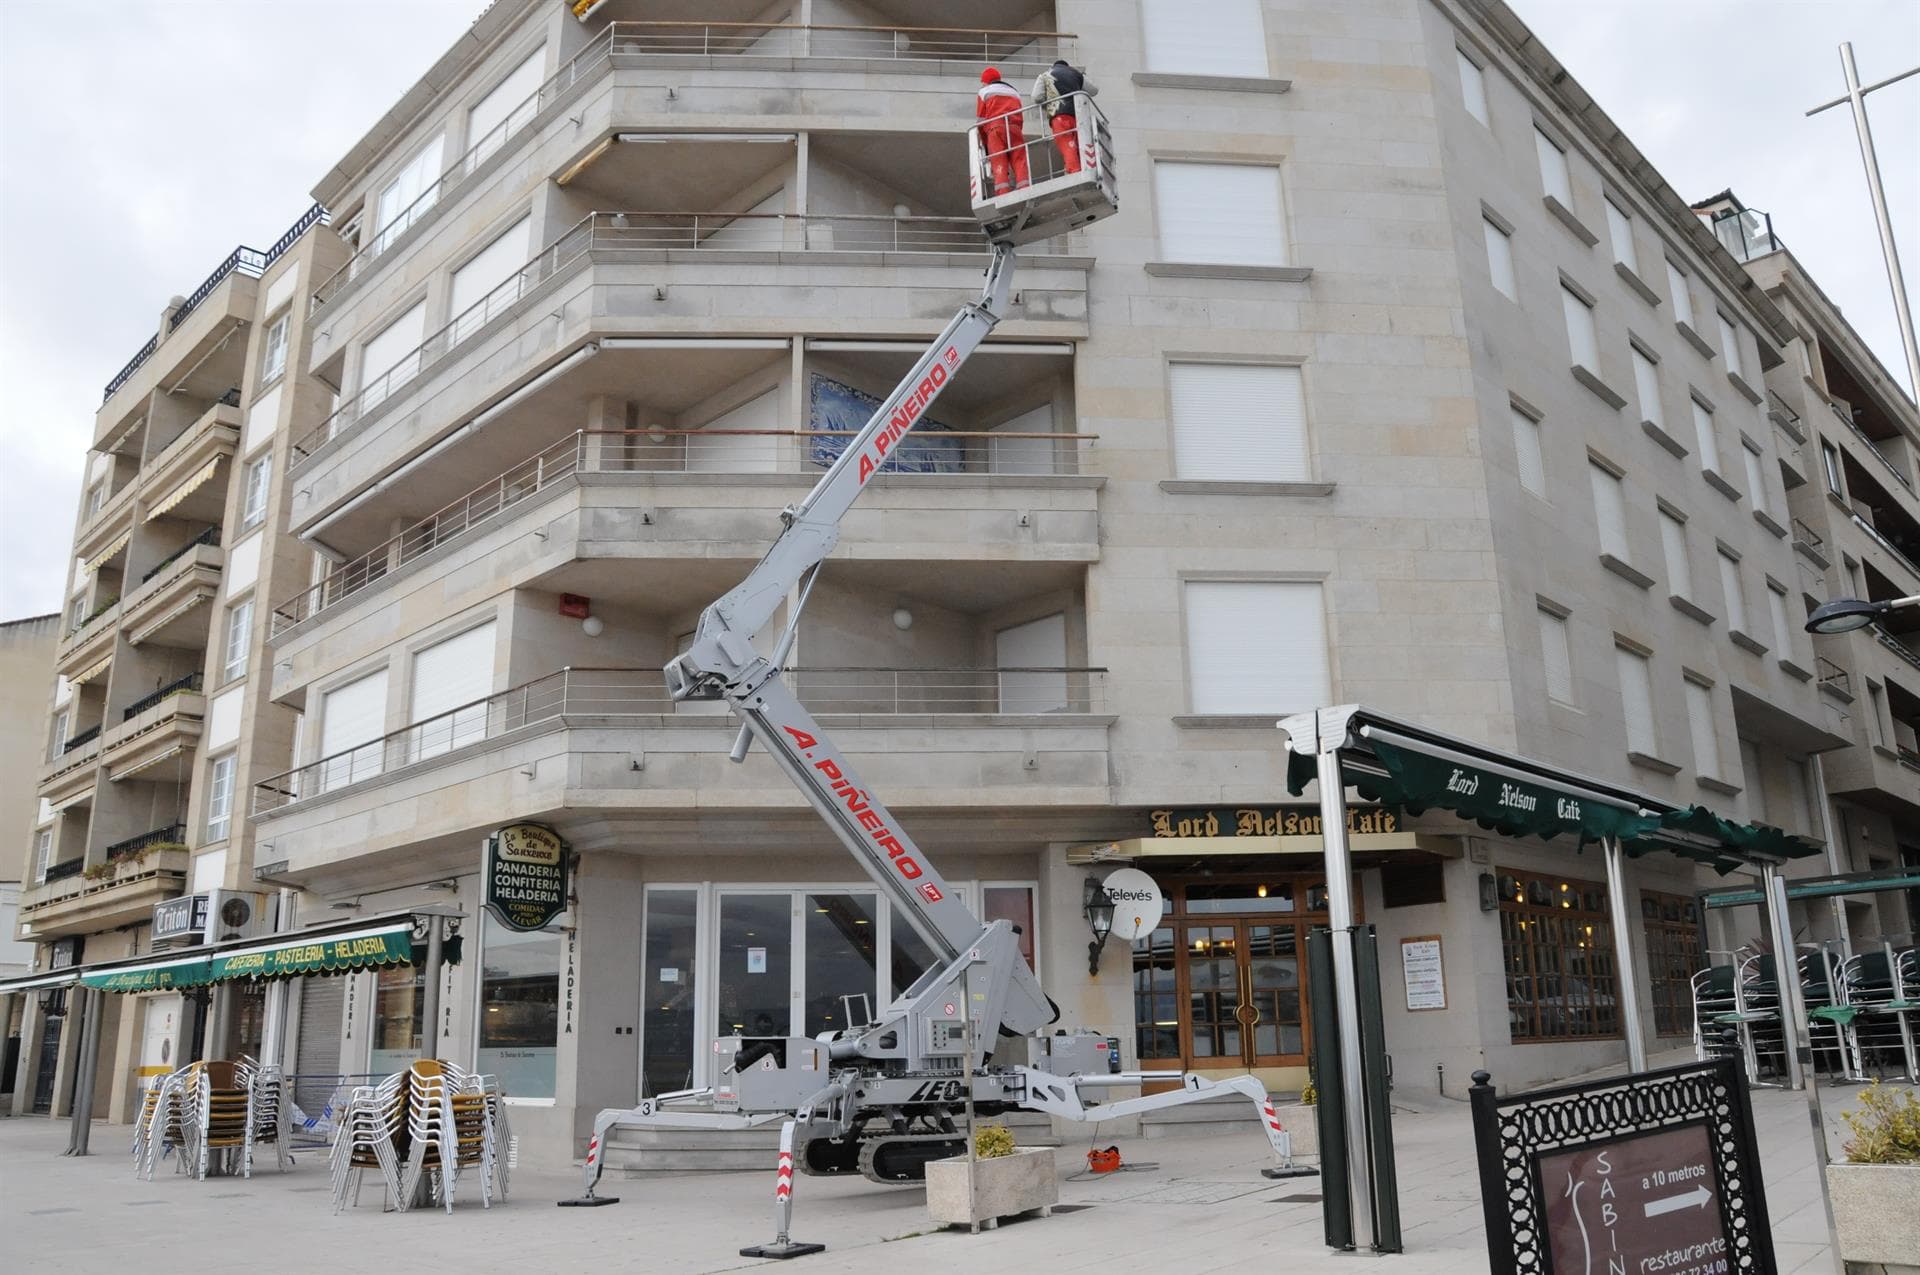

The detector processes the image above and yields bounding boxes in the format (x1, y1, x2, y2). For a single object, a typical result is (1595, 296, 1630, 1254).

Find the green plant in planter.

(1841, 1081, 1920, 1164)
(1301, 1079, 1318, 1107)
(973, 1123, 1016, 1159)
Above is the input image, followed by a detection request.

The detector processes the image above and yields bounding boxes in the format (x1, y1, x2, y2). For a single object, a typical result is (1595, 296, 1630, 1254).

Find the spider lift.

(562, 95, 1309, 1254)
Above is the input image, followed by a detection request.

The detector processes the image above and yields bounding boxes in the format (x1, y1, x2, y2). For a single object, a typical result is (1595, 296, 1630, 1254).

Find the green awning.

(82, 953, 214, 992)
(209, 922, 413, 981)
(1701, 868, 1920, 910)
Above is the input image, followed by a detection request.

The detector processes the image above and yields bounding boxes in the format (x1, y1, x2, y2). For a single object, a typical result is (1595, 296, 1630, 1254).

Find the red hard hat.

(980, 67, 1001, 83)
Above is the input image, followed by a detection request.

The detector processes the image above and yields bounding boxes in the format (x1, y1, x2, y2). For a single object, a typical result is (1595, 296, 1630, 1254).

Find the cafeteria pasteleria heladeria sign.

(485, 822, 570, 932)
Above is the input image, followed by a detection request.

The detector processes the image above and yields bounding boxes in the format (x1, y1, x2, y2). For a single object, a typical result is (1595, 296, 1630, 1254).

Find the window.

(240, 455, 271, 532)
(1616, 646, 1657, 755)
(1538, 608, 1574, 705)
(85, 480, 107, 518)
(477, 910, 561, 1099)
(1739, 739, 1766, 820)
(205, 754, 236, 843)
(1641, 891, 1701, 1038)
(1141, 0, 1268, 77)
(1659, 510, 1693, 598)
(1483, 218, 1516, 300)
(1717, 314, 1744, 377)
(1742, 445, 1771, 516)
(465, 45, 545, 169)
(371, 964, 425, 1074)
(222, 599, 253, 684)
(448, 216, 533, 344)
(1867, 682, 1888, 748)
(1768, 585, 1795, 659)
(1457, 48, 1489, 125)
(260, 312, 290, 383)
(33, 827, 53, 882)
(319, 669, 389, 791)
(1588, 463, 1628, 560)
(1604, 198, 1638, 274)
(408, 622, 496, 760)
(1561, 286, 1598, 372)
(1499, 868, 1618, 1042)
(1665, 260, 1695, 328)
(1168, 362, 1308, 481)
(1691, 399, 1721, 472)
(1717, 551, 1748, 633)
(1631, 347, 1662, 428)
(50, 709, 68, 759)
(641, 888, 698, 1097)
(359, 300, 427, 407)
(1534, 128, 1573, 206)
(1512, 406, 1546, 496)
(1821, 440, 1844, 494)
(1154, 162, 1287, 266)
(373, 134, 446, 253)
(1184, 581, 1329, 714)
(1684, 678, 1721, 779)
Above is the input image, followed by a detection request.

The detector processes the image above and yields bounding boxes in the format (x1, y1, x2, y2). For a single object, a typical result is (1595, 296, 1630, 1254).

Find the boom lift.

(565, 95, 1307, 1251)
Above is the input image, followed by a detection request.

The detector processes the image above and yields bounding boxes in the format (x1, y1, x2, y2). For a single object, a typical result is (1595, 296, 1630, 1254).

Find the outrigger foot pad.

(739, 1241, 827, 1259)
(557, 1194, 621, 1206)
(1262, 1165, 1320, 1179)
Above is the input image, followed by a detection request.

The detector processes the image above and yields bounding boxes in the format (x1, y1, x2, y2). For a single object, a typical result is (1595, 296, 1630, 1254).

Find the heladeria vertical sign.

(484, 823, 570, 931)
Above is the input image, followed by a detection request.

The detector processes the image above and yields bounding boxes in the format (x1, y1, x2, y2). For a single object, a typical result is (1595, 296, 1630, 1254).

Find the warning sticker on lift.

(1537, 1122, 1729, 1275)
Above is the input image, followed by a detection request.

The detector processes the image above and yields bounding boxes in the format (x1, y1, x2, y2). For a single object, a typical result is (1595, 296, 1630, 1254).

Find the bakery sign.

(484, 823, 570, 932)
(1149, 806, 1401, 839)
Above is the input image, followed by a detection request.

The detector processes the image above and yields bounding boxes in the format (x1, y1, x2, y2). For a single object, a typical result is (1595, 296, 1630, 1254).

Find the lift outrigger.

(563, 94, 1310, 1255)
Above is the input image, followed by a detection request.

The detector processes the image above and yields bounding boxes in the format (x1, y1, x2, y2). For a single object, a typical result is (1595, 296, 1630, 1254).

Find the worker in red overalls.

(976, 67, 1029, 195)
(1032, 60, 1095, 174)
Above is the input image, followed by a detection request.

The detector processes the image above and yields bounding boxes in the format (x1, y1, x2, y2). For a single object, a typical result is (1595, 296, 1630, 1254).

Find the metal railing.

(1816, 656, 1852, 697)
(1833, 400, 1915, 494)
(1790, 517, 1826, 557)
(296, 210, 1063, 464)
(1877, 631, 1920, 673)
(123, 673, 204, 720)
(1850, 512, 1920, 584)
(43, 859, 84, 883)
(270, 426, 1095, 633)
(139, 528, 221, 585)
(103, 203, 328, 402)
(106, 824, 186, 860)
(63, 724, 102, 755)
(1706, 206, 1782, 264)
(1766, 391, 1804, 442)
(253, 663, 1106, 813)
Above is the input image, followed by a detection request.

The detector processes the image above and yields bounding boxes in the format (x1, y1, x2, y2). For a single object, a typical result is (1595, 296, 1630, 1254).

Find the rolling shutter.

(1685, 681, 1721, 779)
(409, 622, 496, 760)
(1511, 408, 1545, 496)
(1632, 348, 1662, 427)
(448, 217, 532, 344)
(1538, 609, 1574, 704)
(1660, 513, 1693, 599)
(1141, 0, 1268, 77)
(1185, 581, 1329, 715)
(1170, 363, 1307, 481)
(466, 46, 545, 168)
(1615, 648, 1656, 756)
(1588, 464, 1628, 560)
(359, 301, 426, 408)
(1154, 162, 1287, 266)
(319, 669, 388, 791)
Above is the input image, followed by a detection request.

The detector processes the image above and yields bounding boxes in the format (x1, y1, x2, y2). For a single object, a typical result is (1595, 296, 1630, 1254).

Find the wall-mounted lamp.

(646, 424, 668, 445)
(892, 607, 914, 631)
(1083, 876, 1116, 975)
(423, 880, 458, 893)
(582, 616, 605, 638)
(1478, 872, 1498, 912)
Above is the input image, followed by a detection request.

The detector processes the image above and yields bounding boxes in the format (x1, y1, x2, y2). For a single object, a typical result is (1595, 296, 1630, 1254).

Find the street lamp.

(1804, 594, 1920, 634)
(1082, 876, 1116, 975)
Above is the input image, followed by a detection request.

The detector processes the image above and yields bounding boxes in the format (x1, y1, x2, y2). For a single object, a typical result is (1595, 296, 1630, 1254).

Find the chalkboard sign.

(1469, 1058, 1776, 1275)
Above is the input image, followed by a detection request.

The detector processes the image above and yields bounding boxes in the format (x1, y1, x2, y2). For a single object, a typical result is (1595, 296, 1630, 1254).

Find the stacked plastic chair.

(329, 1071, 409, 1213)
(192, 1060, 257, 1180)
(399, 1059, 499, 1213)
(1692, 951, 1784, 1081)
(135, 1064, 198, 1180)
(236, 1056, 293, 1172)
(1840, 943, 1920, 1081)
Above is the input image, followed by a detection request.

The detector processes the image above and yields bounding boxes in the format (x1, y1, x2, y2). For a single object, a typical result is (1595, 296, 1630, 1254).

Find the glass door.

(1242, 923, 1304, 1065)
(716, 893, 792, 1040)
(1179, 920, 1306, 1068)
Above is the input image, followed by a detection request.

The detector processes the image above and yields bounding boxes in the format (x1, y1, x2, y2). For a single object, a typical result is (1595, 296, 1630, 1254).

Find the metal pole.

(1818, 44, 1920, 401)
(420, 919, 444, 1061)
(1602, 837, 1648, 1073)
(1808, 755, 1851, 958)
(65, 988, 103, 1156)
(962, 960, 978, 1233)
(1761, 865, 1806, 1091)
(1315, 747, 1375, 1248)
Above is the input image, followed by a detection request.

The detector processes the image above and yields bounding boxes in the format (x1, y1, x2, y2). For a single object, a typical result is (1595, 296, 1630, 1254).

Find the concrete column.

(1314, 747, 1374, 1248)
(11, 992, 42, 1116)
(420, 919, 444, 1061)
(582, 395, 627, 472)
(65, 988, 103, 1155)
(1602, 838, 1647, 1072)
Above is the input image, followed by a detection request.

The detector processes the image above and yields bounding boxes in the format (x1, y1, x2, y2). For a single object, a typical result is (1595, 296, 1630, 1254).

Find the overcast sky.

(1, 1, 1915, 620)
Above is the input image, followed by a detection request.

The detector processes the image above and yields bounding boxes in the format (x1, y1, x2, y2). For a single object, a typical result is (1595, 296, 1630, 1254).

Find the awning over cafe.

(0, 968, 80, 995)
(66, 913, 436, 994)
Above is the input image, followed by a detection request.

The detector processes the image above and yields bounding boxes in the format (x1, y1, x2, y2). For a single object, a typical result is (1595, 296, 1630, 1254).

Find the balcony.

(19, 840, 189, 938)
(124, 533, 223, 649)
(272, 424, 1098, 637)
(141, 402, 241, 518)
(55, 599, 119, 684)
(39, 732, 100, 808)
(102, 676, 205, 782)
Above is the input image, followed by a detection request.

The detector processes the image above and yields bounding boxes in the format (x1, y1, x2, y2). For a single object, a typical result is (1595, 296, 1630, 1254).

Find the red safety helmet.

(980, 67, 1001, 84)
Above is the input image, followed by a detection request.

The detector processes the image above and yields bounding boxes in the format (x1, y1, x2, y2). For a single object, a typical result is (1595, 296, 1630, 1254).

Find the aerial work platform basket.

(967, 92, 1117, 247)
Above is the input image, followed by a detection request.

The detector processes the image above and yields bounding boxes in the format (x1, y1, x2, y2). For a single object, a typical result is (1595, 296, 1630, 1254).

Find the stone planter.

(1826, 1162, 1920, 1274)
(926, 1146, 1058, 1231)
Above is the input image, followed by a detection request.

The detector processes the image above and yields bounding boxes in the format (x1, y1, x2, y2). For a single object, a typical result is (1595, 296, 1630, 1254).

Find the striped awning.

(111, 744, 185, 781)
(69, 653, 113, 686)
(78, 920, 418, 992)
(0, 968, 80, 995)
(85, 530, 130, 574)
(146, 457, 223, 521)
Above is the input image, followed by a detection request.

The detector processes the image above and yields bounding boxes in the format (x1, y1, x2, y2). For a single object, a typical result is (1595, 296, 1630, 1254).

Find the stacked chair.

(236, 1056, 293, 1172)
(1837, 943, 1920, 1082)
(1691, 951, 1784, 1081)
(330, 1071, 409, 1213)
(133, 1065, 196, 1180)
(192, 1060, 257, 1180)
(329, 1059, 509, 1214)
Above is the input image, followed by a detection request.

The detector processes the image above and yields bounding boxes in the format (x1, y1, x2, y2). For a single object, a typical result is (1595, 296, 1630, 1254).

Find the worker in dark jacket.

(1031, 60, 1095, 174)
(976, 67, 1029, 194)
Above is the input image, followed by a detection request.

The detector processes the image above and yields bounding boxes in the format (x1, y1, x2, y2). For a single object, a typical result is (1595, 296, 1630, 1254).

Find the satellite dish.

(1103, 868, 1164, 940)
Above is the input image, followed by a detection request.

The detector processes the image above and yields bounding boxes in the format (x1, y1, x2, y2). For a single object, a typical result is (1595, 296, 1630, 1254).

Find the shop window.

(804, 893, 879, 1037)
(717, 893, 794, 1039)
(642, 889, 698, 1097)
(1641, 890, 1701, 1038)
(1497, 867, 1619, 1043)
(370, 964, 424, 1073)
(1133, 924, 1179, 1065)
(982, 884, 1037, 971)
(890, 903, 940, 999)
(477, 911, 561, 1099)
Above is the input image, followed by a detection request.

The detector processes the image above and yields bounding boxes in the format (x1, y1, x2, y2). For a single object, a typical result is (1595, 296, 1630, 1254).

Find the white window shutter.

(360, 301, 427, 404)
(1457, 50, 1489, 126)
(1742, 447, 1770, 515)
(1616, 648, 1657, 756)
(1685, 680, 1720, 779)
(1666, 261, 1695, 327)
(989, 404, 1056, 476)
(1155, 162, 1287, 266)
(1142, 0, 1268, 77)
(319, 669, 389, 790)
(1718, 554, 1747, 632)
(1538, 609, 1574, 704)
(1768, 588, 1794, 659)
(1605, 200, 1638, 273)
(1170, 363, 1308, 481)
(1185, 581, 1329, 714)
(1691, 400, 1721, 472)
(409, 621, 496, 760)
(1631, 348, 1662, 428)
(1561, 288, 1598, 372)
(1511, 408, 1545, 496)
(995, 613, 1069, 713)
(704, 189, 787, 250)
(449, 217, 533, 343)
(466, 45, 545, 167)
(1483, 220, 1516, 300)
(1588, 464, 1628, 560)
(1717, 314, 1744, 377)
(1659, 513, 1692, 598)
(1534, 129, 1572, 205)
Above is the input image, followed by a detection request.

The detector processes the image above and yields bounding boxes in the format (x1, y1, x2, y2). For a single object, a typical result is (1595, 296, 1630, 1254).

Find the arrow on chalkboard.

(1643, 1184, 1714, 1217)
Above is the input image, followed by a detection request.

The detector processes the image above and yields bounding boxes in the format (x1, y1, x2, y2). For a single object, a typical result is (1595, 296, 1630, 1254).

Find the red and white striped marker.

(774, 1150, 794, 1200)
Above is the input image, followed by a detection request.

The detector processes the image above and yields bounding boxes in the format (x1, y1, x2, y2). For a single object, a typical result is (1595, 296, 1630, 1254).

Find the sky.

(1, 0, 1916, 620)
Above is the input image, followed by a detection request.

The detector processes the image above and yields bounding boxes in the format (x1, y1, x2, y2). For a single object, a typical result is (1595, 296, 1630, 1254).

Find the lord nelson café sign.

(1149, 806, 1401, 840)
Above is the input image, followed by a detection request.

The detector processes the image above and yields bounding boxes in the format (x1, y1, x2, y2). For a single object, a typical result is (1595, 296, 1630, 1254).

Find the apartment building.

(0, 614, 59, 1099)
(5, 0, 1887, 1169)
(1692, 193, 1920, 940)
(5, 207, 341, 1121)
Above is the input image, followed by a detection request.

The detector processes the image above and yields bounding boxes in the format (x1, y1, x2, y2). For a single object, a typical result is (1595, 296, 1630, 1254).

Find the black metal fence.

(123, 672, 204, 719)
(106, 823, 185, 860)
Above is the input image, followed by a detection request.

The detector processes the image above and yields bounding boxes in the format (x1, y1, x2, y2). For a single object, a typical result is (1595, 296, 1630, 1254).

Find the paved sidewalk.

(0, 1083, 1850, 1274)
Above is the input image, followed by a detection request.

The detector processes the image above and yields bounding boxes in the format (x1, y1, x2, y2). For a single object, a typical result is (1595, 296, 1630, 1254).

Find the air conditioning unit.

(151, 890, 268, 949)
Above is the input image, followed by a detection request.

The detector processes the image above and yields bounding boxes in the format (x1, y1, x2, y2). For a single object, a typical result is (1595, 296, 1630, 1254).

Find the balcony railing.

(1766, 391, 1805, 443)
(102, 203, 328, 403)
(43, 859, 84, 883)
(1849, 512, 1920, 585)
(63, 724, 102, 755)
(140, 527, 221, 585)
(1816, 656, 1852, 697)
(253, 663, 1106, 813)
(271, 426, 1096, 633)
(1876, 630, 1920, 673)
(1706, 205, 1783, 264)
(106, 823, 185, 860)
(1833, 400, 1915, 495)
(296, 210, 1072, 464)
(123, 672, 204, 720)
(1790, 517, 1826, 558)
